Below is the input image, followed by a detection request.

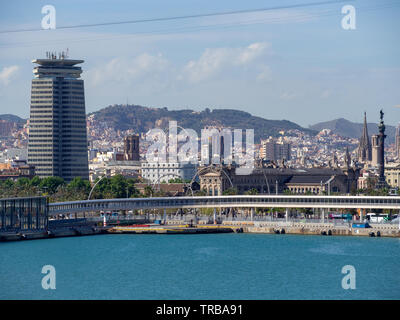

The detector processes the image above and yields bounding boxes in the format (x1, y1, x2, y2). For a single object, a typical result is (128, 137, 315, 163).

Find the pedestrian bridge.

(49, 195, 400, 215)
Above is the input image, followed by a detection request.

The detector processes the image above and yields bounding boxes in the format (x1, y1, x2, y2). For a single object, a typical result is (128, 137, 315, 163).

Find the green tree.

(222, 187, 238, 195)
(40, 177, 65, 194)
(67, 177, 91, 193)
(168, 178, 184, 183)
(29, 176, 41, 187)
(194, 189, 207, 196)
(143, 185, 154, 198)
(245, 188, 258, 195)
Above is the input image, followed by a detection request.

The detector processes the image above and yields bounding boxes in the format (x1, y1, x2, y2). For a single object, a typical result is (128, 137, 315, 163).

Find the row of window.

(31, 100, 53, 103)
(142, 163, 194, 168)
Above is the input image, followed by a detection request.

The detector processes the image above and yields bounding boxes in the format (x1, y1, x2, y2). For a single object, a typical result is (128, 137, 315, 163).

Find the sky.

(0, 0, 399, 128)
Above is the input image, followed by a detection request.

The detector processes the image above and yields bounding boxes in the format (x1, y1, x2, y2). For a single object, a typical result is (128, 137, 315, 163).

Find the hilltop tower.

(27, 53, 89, 182)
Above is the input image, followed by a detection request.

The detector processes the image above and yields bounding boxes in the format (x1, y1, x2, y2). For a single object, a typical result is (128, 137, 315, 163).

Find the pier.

(109, 224, 242, 234)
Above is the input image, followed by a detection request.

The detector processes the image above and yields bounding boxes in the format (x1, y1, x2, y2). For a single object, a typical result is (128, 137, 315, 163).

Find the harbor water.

(0, 233, 399, 299)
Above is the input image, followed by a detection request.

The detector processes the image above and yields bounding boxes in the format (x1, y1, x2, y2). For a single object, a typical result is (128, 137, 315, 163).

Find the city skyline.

(0, 0, 400, 127)
(1, 0, 400, 305)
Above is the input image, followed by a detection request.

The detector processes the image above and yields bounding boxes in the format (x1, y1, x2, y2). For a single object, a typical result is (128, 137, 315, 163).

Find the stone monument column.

(376, 109, 388, 189)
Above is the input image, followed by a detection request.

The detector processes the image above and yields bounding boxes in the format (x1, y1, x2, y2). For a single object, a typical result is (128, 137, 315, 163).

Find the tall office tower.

(358, 112, 372, 163)
(396, 123, 400, 159)
(28, 53, 89, 182)
(124, 134, 140, 161)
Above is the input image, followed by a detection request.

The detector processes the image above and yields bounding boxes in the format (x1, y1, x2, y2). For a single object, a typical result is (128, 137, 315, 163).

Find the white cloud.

(86, 53, 169, 87)
(0, 65, 19, 85)
(256, 65, 272, 81)
(321, 89, 332, 98)
(280, 91, 299, 100)
(181, 42, 271, 83)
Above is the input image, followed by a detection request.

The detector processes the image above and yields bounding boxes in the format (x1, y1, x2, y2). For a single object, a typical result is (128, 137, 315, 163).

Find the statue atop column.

(376, 108, 388, 189)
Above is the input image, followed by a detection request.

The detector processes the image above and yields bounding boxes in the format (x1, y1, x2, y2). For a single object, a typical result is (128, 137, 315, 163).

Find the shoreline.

(1, 221, 399, 242)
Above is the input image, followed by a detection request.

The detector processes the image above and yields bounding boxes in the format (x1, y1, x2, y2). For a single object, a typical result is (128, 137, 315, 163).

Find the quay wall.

(222, 221, 400, 237)
(1, 220, 399, 241)
(0, 226, 108, 242)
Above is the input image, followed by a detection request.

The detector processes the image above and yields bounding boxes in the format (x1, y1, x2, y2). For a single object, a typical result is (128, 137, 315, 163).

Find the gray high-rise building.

(28, 53, 89, 182)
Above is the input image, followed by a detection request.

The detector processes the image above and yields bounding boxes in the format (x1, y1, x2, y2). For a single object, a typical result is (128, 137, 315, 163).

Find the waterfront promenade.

(1, 195, 399, 241)
(1, 213, 398, 241)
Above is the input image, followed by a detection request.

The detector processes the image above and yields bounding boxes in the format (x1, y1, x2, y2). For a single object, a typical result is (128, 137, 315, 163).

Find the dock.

(1, 221, 398, 242)
(108, 224, 243, 234)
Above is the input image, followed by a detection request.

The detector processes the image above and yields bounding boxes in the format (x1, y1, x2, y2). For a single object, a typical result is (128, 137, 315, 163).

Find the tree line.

(0, 175, 147, 202)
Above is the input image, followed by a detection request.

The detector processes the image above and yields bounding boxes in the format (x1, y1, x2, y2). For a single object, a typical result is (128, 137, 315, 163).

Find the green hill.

(89, 104, 317, 142)
(309, 118, 396, 143)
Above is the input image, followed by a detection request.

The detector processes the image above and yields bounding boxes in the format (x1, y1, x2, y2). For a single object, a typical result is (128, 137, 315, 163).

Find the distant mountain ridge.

(309, 118, 396, 143)
(89, 104, 317, 142)
(0, 114, 26, 123)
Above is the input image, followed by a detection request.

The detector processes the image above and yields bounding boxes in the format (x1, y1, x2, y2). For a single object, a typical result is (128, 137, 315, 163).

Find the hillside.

(89, 104, 317, 142)
(0, 114, 26, 123)
(309, 118, 396, 143)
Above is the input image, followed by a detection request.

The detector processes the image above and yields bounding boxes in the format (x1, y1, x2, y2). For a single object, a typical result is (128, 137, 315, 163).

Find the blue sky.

(0, 0, 399, 127)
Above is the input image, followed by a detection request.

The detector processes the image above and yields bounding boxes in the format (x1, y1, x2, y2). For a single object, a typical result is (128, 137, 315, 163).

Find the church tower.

(358, 112, 372, 163)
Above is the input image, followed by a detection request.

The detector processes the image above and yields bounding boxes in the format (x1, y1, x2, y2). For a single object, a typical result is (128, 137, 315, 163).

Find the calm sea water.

(0, 233, 399, 300)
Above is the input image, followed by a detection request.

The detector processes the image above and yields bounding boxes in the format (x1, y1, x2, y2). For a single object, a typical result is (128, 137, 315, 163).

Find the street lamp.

(88, 175, 107, 200)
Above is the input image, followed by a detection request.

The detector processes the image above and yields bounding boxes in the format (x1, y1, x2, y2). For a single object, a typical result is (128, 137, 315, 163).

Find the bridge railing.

(48, 195, 400, 215)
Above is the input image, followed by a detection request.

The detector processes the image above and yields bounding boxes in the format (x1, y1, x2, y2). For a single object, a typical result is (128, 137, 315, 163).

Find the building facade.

(0, 197, 48, 232)
(141, 162, 197, 184)
(385, 163, 400, 188)
(260, 137, 291, 162)
(28, 54, 89, 182)
(199, 164, 359, 196)
(0, 160, 35, 181)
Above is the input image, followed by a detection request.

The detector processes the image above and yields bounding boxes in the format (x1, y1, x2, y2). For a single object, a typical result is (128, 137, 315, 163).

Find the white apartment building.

(141, 162, 197, 184)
